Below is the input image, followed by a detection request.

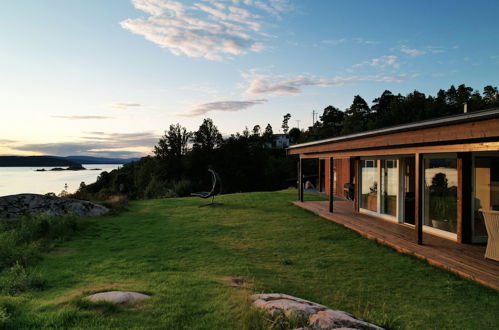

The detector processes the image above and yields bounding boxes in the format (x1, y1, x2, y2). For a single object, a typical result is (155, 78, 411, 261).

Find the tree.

(281, 113, 291, 134)
(263, 123, 273, 137)
(288, 127, 301, 142)
(154, 123, 191, 160)
(341, 95, 371, 135)
(319, 105, 344, 137)
(252, 125, 261, 136)
(262, 123, 274, 145)
(193, 118, 223, 151)
(483, 85, 499, 107)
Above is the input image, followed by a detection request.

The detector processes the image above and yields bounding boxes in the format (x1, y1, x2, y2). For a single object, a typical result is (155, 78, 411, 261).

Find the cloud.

(120, 0, 288, 60)
(243, 72, 409, 95)
(181, 99, 267, 116)
(243, 0, 292, 17)
(353, 37, 380, 45)
(51, 115, 113, 120)
(12, 132, 160, 158)
(109, 103, 142, 110)
(426, 46, 445, 54)
(320, 38, 379, 47)
(321, 38, 346, 46)
(353, 55, 399, 69)
(0, 139, 16, 144)
(400, 45, 425, 57)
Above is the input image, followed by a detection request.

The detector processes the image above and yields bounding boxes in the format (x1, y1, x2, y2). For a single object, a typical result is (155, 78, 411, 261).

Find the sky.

(1, 0, 498, 158)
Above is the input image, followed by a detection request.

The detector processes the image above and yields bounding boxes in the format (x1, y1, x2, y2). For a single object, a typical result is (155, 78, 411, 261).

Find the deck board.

(293, 200, 499, 290)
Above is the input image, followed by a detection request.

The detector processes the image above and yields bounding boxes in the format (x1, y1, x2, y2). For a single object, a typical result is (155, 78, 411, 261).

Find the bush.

(0, 231, 38, 270)
(0, 263, 47, 295)
(144, 177, 170, 199)
(171, 179, 194, 197)
(99, 194, 129, 212)
(0, 215, 81, 295)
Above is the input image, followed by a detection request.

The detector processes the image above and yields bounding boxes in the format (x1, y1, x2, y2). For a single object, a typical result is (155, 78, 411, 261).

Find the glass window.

(361, 160, 378, 212)
(474, 156, 499, 238)
(424, 157, 458, 234)
(381, 160, 398, 217)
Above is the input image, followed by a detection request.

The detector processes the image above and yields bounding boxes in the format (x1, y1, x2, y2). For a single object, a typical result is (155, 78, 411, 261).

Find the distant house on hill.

(265, 134, 290, 149)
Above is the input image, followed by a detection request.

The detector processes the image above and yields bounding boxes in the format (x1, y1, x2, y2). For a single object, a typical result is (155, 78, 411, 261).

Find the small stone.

(86, 291, 150, 304)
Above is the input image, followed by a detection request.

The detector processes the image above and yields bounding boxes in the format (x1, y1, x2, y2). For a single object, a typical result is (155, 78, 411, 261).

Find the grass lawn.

(1, 190, 498, 329)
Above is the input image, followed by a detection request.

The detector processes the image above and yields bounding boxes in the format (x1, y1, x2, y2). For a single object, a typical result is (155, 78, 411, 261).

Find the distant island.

(35, 164, 86, 171)
(0, 155, 137, 167)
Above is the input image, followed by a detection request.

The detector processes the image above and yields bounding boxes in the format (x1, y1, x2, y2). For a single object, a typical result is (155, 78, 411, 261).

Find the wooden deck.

(293, 200, 499, 291)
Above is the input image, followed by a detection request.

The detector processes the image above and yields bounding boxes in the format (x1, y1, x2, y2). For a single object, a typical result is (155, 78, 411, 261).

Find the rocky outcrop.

(251, 293, 383, 330)
(86, 291, 150, 304)
(0, 194, 108, 220)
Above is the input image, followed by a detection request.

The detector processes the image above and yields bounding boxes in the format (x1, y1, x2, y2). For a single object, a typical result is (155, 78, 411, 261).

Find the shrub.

(0, 263, 47, 295)
(144, 177, 170, 199)
(99, 194, 129, 212)
(171, 179, 194, 197)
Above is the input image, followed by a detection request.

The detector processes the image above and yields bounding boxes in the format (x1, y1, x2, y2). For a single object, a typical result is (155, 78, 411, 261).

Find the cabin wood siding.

(322, 158, 350, 199)
(288, 118, 499, 156)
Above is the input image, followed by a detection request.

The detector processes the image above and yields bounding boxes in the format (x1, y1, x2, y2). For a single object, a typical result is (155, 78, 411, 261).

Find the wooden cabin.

(288, 108, 499, 245)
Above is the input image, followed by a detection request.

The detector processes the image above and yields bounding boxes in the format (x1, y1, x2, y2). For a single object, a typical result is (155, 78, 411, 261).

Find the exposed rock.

(223, 276, 252, 289)
(308, 310, 383, 330)
(250, 294, 383, 330)
(86, 291, 150, 304)
(0, 194, 108, 220)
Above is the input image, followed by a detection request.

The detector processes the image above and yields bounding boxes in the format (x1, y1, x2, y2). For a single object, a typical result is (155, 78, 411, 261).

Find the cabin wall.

(323, 158, 351, 198)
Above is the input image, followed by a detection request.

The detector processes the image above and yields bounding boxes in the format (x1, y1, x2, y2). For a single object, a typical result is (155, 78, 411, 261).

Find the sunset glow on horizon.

(1, 0, 498, 158)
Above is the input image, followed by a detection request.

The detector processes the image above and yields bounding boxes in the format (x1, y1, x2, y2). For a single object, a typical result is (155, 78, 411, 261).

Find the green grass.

(1, 190, 498, 329)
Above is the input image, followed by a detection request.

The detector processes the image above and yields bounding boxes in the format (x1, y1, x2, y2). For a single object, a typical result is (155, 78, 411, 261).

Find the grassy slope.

(2, 190, 499, 329)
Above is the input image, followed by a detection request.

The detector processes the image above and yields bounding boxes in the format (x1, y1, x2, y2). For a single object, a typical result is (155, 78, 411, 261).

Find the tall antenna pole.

(296, 120, 301, 129)
(312, 110, 317, 126)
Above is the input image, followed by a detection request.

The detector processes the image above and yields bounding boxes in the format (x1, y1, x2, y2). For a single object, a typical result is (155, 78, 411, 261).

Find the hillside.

(1, 190, 497, 329)
(62, 156, 138, 164)
(0, 155, 137, 167)
(0, 156, 80, 167)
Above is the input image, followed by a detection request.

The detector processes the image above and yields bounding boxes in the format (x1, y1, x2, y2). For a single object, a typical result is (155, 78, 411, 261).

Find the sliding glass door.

(380, 160, 398, 217)
(360, 160, 378, 212)
(473, 154, 499, 243)
(360, 158, 399, 220)
(423, 155, 458, 237)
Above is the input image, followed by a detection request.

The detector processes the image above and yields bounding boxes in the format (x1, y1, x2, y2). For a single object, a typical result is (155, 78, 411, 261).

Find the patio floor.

(293, 199, 499, 291)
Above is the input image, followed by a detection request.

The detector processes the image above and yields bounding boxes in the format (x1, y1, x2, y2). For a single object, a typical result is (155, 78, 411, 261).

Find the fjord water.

(0, 164, 121, 197)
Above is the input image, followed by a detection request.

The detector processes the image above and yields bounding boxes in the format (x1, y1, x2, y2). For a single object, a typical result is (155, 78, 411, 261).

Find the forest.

(77, 84, 499, 200)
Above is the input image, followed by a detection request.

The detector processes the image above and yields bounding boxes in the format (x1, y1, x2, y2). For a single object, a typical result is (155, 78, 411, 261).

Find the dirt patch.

(222, 276, 252, 289)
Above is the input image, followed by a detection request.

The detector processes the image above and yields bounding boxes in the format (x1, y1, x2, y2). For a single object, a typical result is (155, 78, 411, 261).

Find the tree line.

(77, 84, 498, 200)
(78, 118, 295, 200)
(291, 84, 499, 143)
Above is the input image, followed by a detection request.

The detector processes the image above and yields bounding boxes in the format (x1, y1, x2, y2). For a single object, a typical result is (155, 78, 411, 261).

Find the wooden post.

(457, 152, 472, 243)
(415, 153, 423, 245)
(299, 158, 304, 202)
(329, 157, 334, 212)
(354, 157, 360, 212)
(318, 159, 322, 193)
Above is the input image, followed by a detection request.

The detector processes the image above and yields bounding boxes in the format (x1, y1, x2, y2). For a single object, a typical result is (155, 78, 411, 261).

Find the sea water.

(0, 164, 121, 197)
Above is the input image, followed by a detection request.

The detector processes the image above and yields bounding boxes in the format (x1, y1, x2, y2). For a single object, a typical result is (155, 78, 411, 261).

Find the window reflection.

(361, 160, 378, 212)
(474, 156, 499, 239)
(424, 158, 458, 234)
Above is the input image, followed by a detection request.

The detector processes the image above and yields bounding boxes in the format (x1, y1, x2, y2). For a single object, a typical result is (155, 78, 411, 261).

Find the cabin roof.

(288, 107, 499, 150)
